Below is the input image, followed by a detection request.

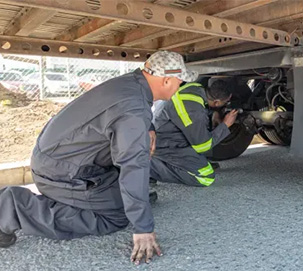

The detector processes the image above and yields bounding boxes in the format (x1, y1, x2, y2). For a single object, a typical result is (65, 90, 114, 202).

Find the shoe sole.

(0, 233, 17, 248)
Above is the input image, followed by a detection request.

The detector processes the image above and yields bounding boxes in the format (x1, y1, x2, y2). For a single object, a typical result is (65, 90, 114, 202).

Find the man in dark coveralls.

(150, 80, 238, 187)
(0, 51, 198, 264)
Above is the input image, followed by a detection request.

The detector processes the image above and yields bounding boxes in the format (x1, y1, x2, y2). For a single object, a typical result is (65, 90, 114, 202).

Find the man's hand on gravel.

(131, 232, 162, 265)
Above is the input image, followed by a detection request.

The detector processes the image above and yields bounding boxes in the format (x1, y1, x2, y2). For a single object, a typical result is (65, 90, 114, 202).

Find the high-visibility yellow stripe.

(172, 83, 205, 127)
(188, 171, 215, 186)
(192, 138, 212, 153)
(172, 92, 192, 127)
(178, 82, 202, 92)
(198, 162, 214, 176)
(179, 94, 205, 108)
(195, 176, 215, 186)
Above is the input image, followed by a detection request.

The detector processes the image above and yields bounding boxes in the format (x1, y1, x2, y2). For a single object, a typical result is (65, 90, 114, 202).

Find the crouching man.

(150, 80, 238, 187)
(0, 51, 198, 264)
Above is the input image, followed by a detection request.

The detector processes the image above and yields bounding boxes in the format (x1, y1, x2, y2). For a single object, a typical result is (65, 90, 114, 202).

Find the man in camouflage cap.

(0, 51, 198, 265)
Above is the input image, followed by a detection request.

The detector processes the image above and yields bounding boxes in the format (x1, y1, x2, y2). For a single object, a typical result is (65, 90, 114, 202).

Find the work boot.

(149, 178, 158, 187)
(0, 230, 17, 248)
(149, 190, 158, 204)
(210, 162, 220, 170)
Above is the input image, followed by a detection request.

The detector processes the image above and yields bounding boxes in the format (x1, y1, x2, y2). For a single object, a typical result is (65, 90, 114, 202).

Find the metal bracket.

(0, 35, 155, 61)
(248, 111, 293, 126)
(187, 47, 300, 75)
(0, 0, 296, 47)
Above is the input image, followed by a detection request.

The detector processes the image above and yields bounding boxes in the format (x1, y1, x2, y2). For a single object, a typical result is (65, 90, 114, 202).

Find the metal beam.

(0, 35, 155, 61)
(4, 7, 56, 36)
(194, 41, 274, 61)
(120, 0, 268, 47)
(290, 55, 303, 157)
(0, 0, 295, 46)
(187, 47, 294, 75)
(160, 0, 282, 49)
(187, 0, 303, 53)
(58, 0, 187, 45)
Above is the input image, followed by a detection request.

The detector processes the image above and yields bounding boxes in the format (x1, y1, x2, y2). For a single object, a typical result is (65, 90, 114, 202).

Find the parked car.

(19, 72, 40, 97)
(0, 71, 24, 91)
(20, 72, 80, 97)
(78, 73, 109, 91)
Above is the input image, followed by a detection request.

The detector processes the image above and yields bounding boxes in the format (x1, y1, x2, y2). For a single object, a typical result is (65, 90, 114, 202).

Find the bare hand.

(149, 131, 156, 158)
(223, 109, 238, 127)
(131, 232, 162, 265)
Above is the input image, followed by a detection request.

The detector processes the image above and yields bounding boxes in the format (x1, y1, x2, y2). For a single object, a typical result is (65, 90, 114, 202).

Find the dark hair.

(206, 80, 231, 101)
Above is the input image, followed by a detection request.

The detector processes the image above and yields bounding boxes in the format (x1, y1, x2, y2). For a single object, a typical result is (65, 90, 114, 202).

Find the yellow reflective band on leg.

(198, 162, 214, 176)
(179, 94, 205, 108)
(195, 176, 215, 186)
(172, 92, 192, 127)
(188, 171, 215, 186)
(192, 138, 212, 153)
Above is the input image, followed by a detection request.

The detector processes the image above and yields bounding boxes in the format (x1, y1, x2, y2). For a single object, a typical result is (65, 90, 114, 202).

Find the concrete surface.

(0, 160, 32, 186)
(1, 145, 303, 271)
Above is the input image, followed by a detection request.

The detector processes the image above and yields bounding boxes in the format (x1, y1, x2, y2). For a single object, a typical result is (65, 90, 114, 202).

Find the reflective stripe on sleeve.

(192, 138, 212, 153)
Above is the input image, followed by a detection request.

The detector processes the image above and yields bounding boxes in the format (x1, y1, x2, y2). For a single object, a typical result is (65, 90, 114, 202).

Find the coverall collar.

(133, 68, 153, 105)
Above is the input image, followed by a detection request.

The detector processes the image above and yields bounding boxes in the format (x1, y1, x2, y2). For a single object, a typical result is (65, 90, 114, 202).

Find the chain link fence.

(0, 54, 143, 101)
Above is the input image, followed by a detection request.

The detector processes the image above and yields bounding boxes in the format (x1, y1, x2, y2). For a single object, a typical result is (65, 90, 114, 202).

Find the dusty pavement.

(1, 146, 303, 271)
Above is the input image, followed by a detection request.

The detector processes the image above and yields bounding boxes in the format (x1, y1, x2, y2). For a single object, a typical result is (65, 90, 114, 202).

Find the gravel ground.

(1, 145, 303, 271)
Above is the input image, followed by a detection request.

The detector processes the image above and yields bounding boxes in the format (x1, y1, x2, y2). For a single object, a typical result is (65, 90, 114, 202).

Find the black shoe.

(149, 178, 158, 187)
(149, 191, 158, 204)
(210, 162, 220, 170)
(0, 230, 17, 248)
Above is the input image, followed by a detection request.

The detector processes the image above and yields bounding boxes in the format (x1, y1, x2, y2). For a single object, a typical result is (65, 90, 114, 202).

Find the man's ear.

(163, 77, 170, 86)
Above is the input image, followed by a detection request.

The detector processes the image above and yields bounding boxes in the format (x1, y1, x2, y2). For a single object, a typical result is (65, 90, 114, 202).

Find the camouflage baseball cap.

(144, 51, 198, 82)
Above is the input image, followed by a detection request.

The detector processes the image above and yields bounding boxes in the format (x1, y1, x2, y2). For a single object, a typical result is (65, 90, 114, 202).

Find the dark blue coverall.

(0, 69, 155, 239)
(150, 83, 231, 187)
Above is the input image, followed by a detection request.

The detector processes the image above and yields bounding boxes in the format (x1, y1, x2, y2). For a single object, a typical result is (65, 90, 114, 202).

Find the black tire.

(257, 107, 292, 146)
(257, 130, 277, 145)
(207, 123, 254, 161)
(258, 128, 291, 145)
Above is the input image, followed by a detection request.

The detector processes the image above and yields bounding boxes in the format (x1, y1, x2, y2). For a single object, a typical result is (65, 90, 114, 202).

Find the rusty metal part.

(0, 0, 295, 47)
(0, 34, 155, 61)
(248, 111, 293, 126)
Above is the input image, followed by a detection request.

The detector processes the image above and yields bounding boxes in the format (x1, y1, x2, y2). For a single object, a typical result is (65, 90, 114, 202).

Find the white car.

(0, 71, 24, 91)
(78, 73, 113, 91)
(21, 72, 80, 97)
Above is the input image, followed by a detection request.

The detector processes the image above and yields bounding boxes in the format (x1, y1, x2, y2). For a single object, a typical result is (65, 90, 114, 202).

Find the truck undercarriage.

(0, 0, 302, 158)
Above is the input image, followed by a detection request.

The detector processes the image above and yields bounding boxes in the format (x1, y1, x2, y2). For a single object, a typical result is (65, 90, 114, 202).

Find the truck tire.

(207, 123, 254, 161)
(258, 128, 291, 145)
(257, 107, 292, 146)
